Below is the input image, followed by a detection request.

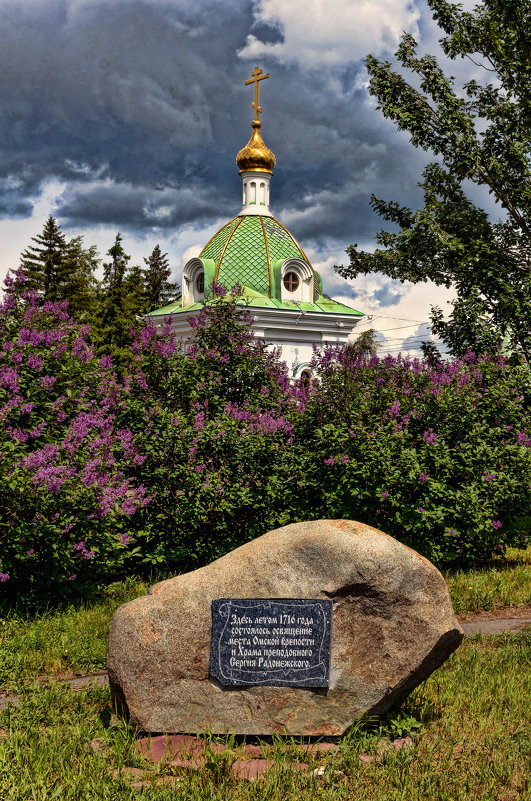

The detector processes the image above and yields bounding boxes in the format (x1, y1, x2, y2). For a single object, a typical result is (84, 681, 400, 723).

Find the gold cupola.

(237, 67, 275, 217)
(236, 119, 276, 174)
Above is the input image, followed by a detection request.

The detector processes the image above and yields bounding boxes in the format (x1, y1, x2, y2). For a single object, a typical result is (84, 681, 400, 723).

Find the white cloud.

(239, 0, 421, 70)
(304, 244, 455, 356)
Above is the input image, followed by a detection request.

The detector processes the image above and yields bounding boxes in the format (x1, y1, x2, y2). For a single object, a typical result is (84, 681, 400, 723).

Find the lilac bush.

(0, 270, 149, 595)
(2, 269, 530, 597)
(291, 345, 531, 564)
(113, 293, 297, 568)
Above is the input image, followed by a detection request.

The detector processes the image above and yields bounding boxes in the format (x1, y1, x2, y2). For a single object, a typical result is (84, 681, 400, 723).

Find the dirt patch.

(457, 606, 531, 622)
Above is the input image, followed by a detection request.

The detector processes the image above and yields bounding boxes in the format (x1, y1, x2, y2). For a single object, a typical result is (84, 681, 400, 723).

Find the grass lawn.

(1, 548, 530, 799)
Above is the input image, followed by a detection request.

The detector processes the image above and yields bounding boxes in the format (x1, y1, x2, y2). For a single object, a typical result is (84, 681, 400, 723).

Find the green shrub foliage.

(1, 272, 530, 597)
(296, 345, 531, 564)
(0, 271, 149, 596)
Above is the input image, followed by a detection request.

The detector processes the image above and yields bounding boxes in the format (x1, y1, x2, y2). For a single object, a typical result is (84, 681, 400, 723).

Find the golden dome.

(236, 120, 276, 174)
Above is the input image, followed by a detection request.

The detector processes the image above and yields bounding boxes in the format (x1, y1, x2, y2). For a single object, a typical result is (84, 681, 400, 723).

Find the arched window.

(250, 182, 256, 204)
(182, 258, 206, 305)
(283, 272, 299, 293)
(279, 258, 314, 303)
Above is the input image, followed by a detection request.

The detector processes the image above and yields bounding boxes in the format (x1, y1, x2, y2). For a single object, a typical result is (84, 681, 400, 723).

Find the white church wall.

(153, 306, 360, 379)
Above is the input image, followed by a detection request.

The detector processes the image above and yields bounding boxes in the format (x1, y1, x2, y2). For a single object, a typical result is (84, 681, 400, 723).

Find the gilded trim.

(199, 216, 238, 258)
(259, 215, 272, 297)
(272, 216, 316, 301)
(214, 215, 244, 286)
(272, 216, 311, 264)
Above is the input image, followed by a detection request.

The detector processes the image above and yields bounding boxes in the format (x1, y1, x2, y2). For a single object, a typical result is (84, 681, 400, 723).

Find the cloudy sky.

(0, 0, 485, 353)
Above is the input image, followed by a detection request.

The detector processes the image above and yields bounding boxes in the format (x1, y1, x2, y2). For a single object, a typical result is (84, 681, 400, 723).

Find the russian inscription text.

(209, 599, 332, 687)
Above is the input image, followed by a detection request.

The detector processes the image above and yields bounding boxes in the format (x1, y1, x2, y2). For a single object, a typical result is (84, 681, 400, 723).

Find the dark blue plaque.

(209, 599, 332, 687)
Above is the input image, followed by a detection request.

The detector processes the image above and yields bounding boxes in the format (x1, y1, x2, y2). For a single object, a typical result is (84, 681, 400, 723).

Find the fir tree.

(97, 233, 137, 360)
(20, 216, 72, 302)
(62, 235, 100, 323)
(124, 264, 148, 319)
(142, 244, 179, 311)
(19, 218, 100, 322)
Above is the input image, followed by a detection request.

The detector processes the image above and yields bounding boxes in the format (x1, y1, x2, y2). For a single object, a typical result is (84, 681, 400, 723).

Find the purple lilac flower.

(0, 572, 10, 582)
(73, 541, 95, 559)
(40, 375, 57, 389)
(482, 473, 496, 482)
(389, 400, 400, 419)
(117, 532, 133, 546)
(10, 427, 29, 442)
(380, 490, 390, 500)
(194, 411, 205, 431)
(33, 464, 76, 493)
(419, 472, 429, 483)
(71, 337, 93, 363)
(516, 431, 531, 446)
(492, 520, 503, 530)
(22, 444, 59, 470)
(99, 355, 113, 369)
(447, 529, 457, 537)
(324, 457, 335, 466)
(30, 422, 45, 438)
(120, 498, 138, 515)
(418, 507, 425, 513)
(212, 281, 227, 297)
(423, 429, 437, 445)
(0, 367, 19, 393)
(27, 353, 44, 370)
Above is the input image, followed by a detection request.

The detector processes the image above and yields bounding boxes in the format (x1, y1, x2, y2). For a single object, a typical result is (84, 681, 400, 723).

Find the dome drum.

(240, 171, 272, 217)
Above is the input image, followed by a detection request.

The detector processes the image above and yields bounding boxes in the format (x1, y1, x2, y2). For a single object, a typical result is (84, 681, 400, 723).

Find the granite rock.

(107, 519, 463, 735)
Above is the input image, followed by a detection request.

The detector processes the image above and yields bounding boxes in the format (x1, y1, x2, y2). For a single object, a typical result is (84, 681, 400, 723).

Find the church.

(147, 68, 364, 379)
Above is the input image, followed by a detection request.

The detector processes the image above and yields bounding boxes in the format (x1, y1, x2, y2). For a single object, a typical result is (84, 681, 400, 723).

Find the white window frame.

(280, 258, 314, 303)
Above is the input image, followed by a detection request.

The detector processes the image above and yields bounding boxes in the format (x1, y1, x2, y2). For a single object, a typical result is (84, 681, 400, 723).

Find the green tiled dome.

(200, 214, 313, 298)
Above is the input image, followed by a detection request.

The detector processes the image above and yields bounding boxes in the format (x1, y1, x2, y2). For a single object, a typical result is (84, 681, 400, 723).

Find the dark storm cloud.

(0, 0, 428, 252)
(58, 180, 223, 227)
(0, 0, 253, 212)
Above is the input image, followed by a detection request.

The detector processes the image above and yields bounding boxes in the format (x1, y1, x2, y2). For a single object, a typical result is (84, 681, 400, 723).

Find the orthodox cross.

(245, 67, 269, 122)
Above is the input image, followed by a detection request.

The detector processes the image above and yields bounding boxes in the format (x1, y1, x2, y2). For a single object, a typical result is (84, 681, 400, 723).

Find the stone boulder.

(107, 520, 463, 735)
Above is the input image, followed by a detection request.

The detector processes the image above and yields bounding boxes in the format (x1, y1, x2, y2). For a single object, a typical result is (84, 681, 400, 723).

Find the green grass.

(1, 633, 529, 800)
(1, 550, 530, 798)
(0, 577, 151, 691)
(2, 549, 530, 692)
(445, 546, 531, 614)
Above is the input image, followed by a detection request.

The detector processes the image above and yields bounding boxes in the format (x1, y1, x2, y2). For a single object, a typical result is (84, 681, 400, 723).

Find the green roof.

(148, 288, 363, 317)
(147, 213, 364, 318)
(200, 214, 314, 297)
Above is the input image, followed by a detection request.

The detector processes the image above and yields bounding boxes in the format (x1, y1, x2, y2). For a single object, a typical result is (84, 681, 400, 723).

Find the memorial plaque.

(209, 599, 332, 687)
